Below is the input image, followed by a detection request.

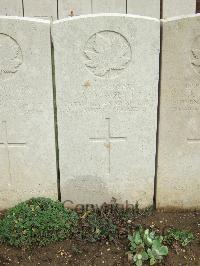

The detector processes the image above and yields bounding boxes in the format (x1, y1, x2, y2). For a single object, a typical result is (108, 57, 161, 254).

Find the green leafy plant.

(0, 197, 78, 247)
(128, 226, 168, 265)
(164, 228, 195, 247)
(77, 211, 116, 242)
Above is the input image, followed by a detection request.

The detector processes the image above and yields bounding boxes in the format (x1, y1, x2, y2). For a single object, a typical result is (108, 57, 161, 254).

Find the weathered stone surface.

(0, 0, 23, 16)
(127, 0, 160, 19)
(53, 14, 160, 207)
(92, 0, 126, 13)
(163, 0, 196, 18)
(157, 15, 200, 209)
(23, 0, 57, 20)
(58, 0, 91, 18)
(0, 17, 57, 209)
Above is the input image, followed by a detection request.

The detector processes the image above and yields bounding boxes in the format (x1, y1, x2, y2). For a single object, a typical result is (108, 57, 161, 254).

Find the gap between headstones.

(50, 23, 61, 201)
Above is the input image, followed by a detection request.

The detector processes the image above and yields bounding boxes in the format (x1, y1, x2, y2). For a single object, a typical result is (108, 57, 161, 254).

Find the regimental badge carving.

(0, 34, 23, 81)
(191, 35, 200, 76)
(84, 31, 132, 78)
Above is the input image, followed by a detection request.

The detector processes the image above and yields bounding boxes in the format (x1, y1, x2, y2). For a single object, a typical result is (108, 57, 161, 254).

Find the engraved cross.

(0, 121, 26, 183)
(187, 129, 200, 143)
(89, 118, 127, 174)
(187, 137, 200, 143)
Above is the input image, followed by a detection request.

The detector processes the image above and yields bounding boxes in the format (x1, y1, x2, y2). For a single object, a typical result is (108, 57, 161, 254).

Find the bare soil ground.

(0, 210, 199, 265)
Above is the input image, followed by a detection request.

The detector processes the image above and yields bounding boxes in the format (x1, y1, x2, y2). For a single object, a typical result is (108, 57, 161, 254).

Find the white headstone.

(127, 0, 160, 19)
(58, 0, 91, 18)
(92, 0, 126, 14)
(53, 14, 160, 208)
(157, 15, 200, 209)
(0, 17, 57, 209)
(23, 0, 57, 20)
(0, 0, 23, 16)
(163, 0, 196, 19)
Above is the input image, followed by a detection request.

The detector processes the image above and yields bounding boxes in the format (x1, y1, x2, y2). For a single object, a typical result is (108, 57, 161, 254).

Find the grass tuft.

(0, 197, 78, 247)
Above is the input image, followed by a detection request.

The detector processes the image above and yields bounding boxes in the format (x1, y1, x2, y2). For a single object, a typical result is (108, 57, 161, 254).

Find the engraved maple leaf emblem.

(0, 34, 22, 76)
(191, 49, 200, 66)
(84, 31, 131, 78)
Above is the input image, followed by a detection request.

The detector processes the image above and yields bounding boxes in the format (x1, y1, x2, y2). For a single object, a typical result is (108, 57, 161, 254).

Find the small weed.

(128, 226, 168, 265)
(71, 244, 82, 255)
(164, 228, 195, 247)
(81, 200, 154, 239)
(76, 211, 116, 242)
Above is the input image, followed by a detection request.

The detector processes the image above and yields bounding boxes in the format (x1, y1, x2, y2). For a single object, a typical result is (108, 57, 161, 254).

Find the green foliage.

(164, 228, 195, 247)
(0, 197, 78, 247)
(77, 211, 116, 242)
(128, 226, 168, 266)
